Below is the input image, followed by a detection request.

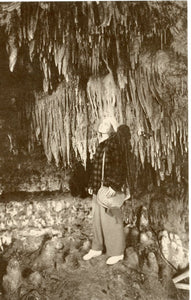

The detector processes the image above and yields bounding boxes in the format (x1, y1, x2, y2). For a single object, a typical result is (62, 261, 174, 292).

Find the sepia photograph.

(0, 1, 188, 299)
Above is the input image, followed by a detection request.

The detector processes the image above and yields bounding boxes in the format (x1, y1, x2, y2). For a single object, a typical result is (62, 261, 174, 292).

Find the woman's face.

(97, 120, 112, 143)
(98, 120, 111, 134)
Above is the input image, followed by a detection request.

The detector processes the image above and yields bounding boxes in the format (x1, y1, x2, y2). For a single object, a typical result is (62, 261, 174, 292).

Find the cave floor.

(0, 192, 189, 300)
(12, 246, 188, 300)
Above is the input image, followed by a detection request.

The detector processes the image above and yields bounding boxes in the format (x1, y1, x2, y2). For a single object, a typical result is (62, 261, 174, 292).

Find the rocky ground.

(0, 192, 189, 300)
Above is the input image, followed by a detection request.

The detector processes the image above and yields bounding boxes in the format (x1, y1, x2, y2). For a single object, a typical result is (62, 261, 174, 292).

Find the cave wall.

(0, 184, 188, 254)
(0, 33, 70, 195)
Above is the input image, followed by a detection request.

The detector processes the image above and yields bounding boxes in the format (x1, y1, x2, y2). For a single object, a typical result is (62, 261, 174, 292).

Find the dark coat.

(88, 133, 125, 194)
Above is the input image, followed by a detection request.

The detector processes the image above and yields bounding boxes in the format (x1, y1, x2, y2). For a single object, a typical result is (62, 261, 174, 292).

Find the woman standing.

(83, 118, 126, 265)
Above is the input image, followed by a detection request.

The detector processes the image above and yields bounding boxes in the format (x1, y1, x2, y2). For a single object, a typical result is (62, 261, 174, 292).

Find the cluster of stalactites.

(0, 1, 187, 184)
(30, 55, 187, 185)
(0, 1, 187, 92)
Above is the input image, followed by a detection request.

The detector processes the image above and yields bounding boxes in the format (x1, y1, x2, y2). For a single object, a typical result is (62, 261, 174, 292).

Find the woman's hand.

(88, 188, 93, 195)
(106, 186, 116, 197)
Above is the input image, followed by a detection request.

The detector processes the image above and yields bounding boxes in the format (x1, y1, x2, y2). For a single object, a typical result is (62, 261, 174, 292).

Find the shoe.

(83, 249, 102, 261)
(106, 255, 124, 265)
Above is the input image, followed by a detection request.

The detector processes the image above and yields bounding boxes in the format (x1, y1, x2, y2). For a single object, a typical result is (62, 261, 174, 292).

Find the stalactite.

(0, 1, 187, 184)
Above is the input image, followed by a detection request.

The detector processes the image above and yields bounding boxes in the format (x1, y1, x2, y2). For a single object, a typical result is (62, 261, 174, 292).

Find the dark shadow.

(0, 255, 7, 293)
(68, 156, 92, 198)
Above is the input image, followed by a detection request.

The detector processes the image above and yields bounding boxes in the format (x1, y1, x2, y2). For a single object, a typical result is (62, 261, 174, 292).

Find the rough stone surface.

(0, 192, 189, 300)
(2, 258, 22, 298)
(159, 230, 189, 270)
(142, 252, 159, 277)
(28, 271, 42, 288)
(125, 247, 139, 270)
(0, 195, 92, 251)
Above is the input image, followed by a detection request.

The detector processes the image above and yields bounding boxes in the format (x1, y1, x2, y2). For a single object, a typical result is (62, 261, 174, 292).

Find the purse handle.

(101, 150, 106, 187)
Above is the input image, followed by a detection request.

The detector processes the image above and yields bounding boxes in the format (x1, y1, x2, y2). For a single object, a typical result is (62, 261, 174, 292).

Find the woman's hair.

(117, 125, 131, 146)
(116, 124, 133, 190)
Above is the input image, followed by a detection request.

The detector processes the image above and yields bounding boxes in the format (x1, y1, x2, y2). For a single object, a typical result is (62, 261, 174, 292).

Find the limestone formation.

(0, 1, 188, 300)
(32, 239, 58, 271)
(125, 247, 139, 270)
(2, 258, 22, 298)
(139, 206, 149, 232)
(159, 230, 188, 270)
(28, 271, 42, 288)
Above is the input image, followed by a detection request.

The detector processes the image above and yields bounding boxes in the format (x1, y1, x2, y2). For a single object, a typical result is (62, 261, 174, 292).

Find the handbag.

(97, 151, 125, 209)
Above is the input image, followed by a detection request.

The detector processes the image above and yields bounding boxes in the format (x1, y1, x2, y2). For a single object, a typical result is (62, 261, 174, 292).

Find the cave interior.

(0, 2, 189, 300)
